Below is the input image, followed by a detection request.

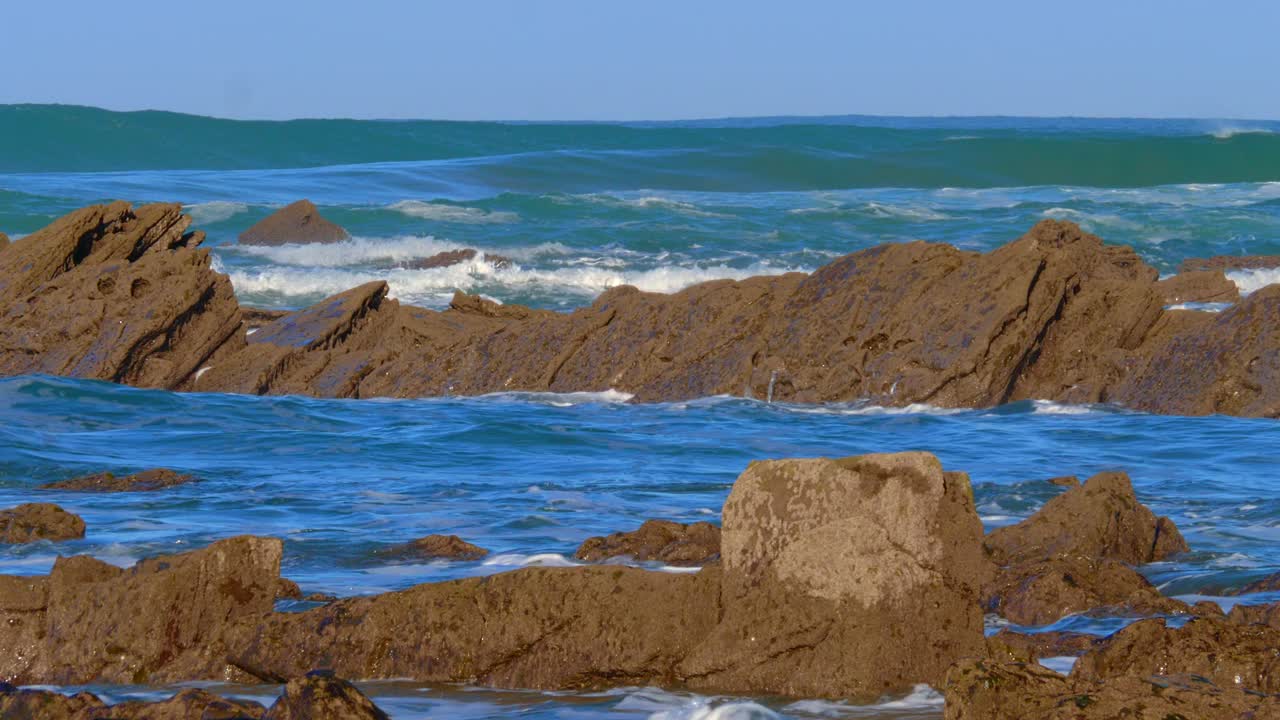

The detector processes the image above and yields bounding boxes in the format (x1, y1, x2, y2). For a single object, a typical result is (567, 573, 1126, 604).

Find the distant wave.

(389, 200, 518, 224)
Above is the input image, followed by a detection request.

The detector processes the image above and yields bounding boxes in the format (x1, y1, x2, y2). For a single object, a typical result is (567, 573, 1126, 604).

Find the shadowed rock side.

(1, 203, 1278, 416)
(238, 199, 350, 246)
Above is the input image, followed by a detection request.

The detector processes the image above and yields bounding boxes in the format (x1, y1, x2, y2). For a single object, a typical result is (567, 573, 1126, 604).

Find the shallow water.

(2, 108, 1279, 717)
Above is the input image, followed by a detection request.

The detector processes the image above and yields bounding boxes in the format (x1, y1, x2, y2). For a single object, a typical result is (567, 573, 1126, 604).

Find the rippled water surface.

(2, 107, 1279, 717)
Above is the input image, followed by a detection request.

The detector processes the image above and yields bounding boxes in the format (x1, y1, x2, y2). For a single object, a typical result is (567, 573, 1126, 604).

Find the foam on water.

(184, 201, 248, 224)
(1227, 267, 1280, 294)
(389, 200, 519, 223)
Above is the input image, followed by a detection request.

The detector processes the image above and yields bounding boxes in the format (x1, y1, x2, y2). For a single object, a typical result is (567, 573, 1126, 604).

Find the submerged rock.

(1157, 269, 1240, 304)
(39, 468, 195, 492)
(985, 472, 1187, 567)
(575, 519, 721, 566)
(378, 533, 489, 561)
(1180, 254, 1280, 273)
(400, 248, 513, 270)
(263, 672, 390, 720)
(238, 200, 350, 246)
(678, 452, 989, 699)
(0, 503, 85, 543)
(3, 206, 1280, 417)
(943, 659, 1280, 719)
(0, 682, 106, 719)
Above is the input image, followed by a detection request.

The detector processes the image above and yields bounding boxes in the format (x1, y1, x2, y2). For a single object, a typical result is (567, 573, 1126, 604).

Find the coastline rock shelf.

(0, 202, 1276, 416)
(2, 451, 1277, 717)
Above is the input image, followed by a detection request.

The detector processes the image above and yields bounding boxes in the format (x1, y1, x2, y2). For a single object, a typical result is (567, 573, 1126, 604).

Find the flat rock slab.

(40, 468, 195, 492)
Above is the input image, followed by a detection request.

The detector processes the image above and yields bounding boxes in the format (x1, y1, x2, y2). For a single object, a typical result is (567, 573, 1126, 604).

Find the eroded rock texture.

(0, 503, 85, 543)
(238, 200, 350, 246)
(575, 519, 721, 566)
(1, 204, 1277, 416)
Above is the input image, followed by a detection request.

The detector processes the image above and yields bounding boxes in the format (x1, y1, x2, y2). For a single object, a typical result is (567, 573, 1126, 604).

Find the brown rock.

(275, 578, 304, 600)
(263, 672, 389, 720)
(378, 534, 489, 561)
(39, 468, 195, 492)
(0, 231, 8, 248)
(228, 565, 720, 689)
(677, 452, 989, 699)
(985, 472, 1187, 567)
(242, 306, 291, 328)
(400, 248, 513, 270)
(1180, 254, 1280, 273)
(1229, 570, 1280, 596)
(0, 202, 244, 390)
(1073, 616, 1280, 693)
(1046, 475, 1079, 487)
(0, 503, 85, 543)
(95, 687, 267, 719)
(943, 659, 1280, 720)
(238, 200, 350, 246)
(575, 519, 721, 566)
(1228, 601, 1280, 629)
(986, 629, 1103, 663)
(984, 556, 1188, 626)
(1157, 269, 1241, 304)
(0, 535, 282, 685)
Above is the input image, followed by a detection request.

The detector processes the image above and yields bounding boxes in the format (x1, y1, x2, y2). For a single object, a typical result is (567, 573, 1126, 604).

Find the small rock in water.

(378, 534, 489, 561)
(263, 672, 391, 720)
(400, 248, 513, 270)
(39, 468, 195, 492)
(575, 519, 721, 566)
(1046, 475, 1079, 487)
(276, 578, 304, 600)
(239, 199, 350, 246)
(0, 503, 85, 543)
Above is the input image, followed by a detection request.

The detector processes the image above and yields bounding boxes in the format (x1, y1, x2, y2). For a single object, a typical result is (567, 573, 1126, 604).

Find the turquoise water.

(1, 106, 1279, 718)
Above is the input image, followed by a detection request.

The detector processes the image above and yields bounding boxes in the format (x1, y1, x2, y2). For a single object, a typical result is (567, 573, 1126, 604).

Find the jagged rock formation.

(575, 519, 721, 566)
(1180, 254, 1280, 273)
(1, 202, 1277, 416)
(238, 199, 350, 246)
(39, 468, 195, 492)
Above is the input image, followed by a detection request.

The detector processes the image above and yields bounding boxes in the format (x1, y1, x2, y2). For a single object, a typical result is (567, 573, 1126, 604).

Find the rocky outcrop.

(575, 519, 721, 566)
(1, 503, 85, 543)
(0, 675, 389, 719)
(0, 202, 244, 389)
(1228, 600, 1280, 629)
(263, 672, 390, 720)
(238, 200, 350, 246)
(0, 535, 281, 684)
(1156, 269, 1240, 304)
(985, 472, 1186, 567)
(2, 206, 1279, 416)
(377, 533, 489, 561)
(400, 248, 513, 270)
(944, 659, 1280, 719)
(1180, 254, 1280, 273)
(39, 468, 195, 492)
(677, 452, 988, 699)
(986, 630, 1103, 663)
(983, 557, 1187, 626)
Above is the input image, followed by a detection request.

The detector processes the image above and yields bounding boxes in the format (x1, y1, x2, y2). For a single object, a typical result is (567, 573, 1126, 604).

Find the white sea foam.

(1030, 400, 1095, 415)
(1227, 267, 1280, 295)
(185, 201, 248, 224)
(225, 260, 801, 308)
(480, 389, 636, 405)
(232, 235, 467, 267)
(1207, 125, 1277, 139)
(580, 193, 730, 218)
(389, 200, 519, 224)
(481, 553, 582, 568)
(1042, 207, 1142, 231)
(786, 685, 944, 715)
(782, 402, 965, 417)
(1165, 302, 1231, 312)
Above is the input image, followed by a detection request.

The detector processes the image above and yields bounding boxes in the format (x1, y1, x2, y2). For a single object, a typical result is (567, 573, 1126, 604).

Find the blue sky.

(3, 1, 1277, 121)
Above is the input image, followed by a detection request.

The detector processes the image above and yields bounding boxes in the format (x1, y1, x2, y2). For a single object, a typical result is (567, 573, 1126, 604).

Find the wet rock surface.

(238, 200, 350, 246)
(400, 247, 513, 270)
(377, 533, 489, 561)
(39, 468, 195, 492)
(944, 659, 1280, 719)
(1180, 254, 1280, 273)
(575, 519, 721, 565)
(2, 206, 1278, 416)
(263, 672, 391, 720)
(1, 503, 85, 543)
(1157, 269, 1240, 304)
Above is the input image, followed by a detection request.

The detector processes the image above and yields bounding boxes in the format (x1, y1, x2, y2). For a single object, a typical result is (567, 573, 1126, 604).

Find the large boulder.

(0, 503, 85, 543)
(39, 468, 195, 492)
(0, 535, 282, 685)
(984, 472, 1187, 567)
(238, 200, 350, 246)
(677, 452, 988, 699)
(575, 519, 721, 566)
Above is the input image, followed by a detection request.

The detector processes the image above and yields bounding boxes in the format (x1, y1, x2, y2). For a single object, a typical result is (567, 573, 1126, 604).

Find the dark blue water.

(2, 107, 1279, 718)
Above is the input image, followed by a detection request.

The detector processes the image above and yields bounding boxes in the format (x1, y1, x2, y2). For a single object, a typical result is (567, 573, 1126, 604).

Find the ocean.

(1, 105, 1278, 718)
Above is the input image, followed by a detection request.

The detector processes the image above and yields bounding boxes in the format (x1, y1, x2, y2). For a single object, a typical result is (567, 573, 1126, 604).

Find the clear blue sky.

(3, 1, 1277, 121)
